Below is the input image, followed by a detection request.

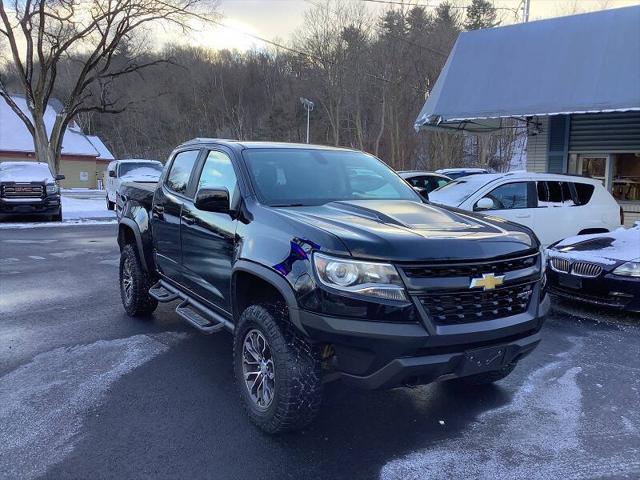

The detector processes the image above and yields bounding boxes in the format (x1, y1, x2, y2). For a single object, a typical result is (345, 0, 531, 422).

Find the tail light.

(620, 206, 624, 226)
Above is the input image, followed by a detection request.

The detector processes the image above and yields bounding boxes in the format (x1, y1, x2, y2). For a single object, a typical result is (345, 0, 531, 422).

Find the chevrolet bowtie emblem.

(470, 273, 505, 291)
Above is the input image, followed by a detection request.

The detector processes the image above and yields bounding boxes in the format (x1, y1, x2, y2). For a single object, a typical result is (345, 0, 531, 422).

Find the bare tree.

(0, 0, 215, 173)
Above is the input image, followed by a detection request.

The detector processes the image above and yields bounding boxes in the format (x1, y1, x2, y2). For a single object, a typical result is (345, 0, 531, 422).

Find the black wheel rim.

(242, 329, 275, 410)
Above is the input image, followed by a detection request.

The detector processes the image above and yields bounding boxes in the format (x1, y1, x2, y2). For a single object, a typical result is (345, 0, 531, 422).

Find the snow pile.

(0, 162, 54, 183)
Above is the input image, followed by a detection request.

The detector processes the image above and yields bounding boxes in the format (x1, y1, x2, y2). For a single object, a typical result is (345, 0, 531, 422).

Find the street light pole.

(300, 97, 314, 144)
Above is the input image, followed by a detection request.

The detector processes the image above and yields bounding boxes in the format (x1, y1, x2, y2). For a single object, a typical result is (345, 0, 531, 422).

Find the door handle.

(182, 215, 195, 225)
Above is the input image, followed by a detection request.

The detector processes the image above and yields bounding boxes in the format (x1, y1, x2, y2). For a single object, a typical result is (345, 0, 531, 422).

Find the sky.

(185, 0, 640, 51)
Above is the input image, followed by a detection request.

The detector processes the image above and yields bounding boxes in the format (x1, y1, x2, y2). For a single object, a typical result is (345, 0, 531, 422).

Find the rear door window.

(538, 181, 580, 207)
(573, 182, 595, 205)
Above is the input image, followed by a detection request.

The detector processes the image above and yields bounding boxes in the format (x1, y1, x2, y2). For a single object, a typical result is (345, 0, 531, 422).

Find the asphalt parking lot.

(1, 224, 639, 480)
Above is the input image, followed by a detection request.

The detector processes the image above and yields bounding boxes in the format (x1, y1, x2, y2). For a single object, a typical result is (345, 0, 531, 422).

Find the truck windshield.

(119, 162, 162, 177)
(242, 149, 420, 206)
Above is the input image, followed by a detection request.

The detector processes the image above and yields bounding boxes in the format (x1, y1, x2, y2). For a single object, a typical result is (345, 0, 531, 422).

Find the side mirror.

(108, 170, 116, 178)
(195, 187, 230, 213)
(55, 174, 65, 181)
(475, 197, 494, 211)
(413, 186, 429, 201)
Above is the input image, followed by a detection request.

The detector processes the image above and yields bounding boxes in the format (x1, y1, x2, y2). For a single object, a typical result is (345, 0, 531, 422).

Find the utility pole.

(522, 0, 530, 23)
(300, 97, 314, 144)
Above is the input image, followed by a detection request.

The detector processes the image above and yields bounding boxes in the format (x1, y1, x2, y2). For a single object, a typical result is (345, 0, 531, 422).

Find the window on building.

(612, 153, 640, 202)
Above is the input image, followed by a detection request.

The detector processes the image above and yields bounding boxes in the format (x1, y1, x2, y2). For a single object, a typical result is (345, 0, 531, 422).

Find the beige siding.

(525, 116, 548, 172)
(59, 159, 98, 188)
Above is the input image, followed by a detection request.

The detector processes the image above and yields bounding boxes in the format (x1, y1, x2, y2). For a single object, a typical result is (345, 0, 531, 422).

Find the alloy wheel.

(242, 329, 276, 409)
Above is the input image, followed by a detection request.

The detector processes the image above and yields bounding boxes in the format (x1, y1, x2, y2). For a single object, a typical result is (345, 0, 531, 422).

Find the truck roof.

(177, 138, 358, 153)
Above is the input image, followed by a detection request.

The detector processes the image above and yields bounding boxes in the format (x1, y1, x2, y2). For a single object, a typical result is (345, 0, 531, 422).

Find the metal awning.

(415, 6, 640, 133)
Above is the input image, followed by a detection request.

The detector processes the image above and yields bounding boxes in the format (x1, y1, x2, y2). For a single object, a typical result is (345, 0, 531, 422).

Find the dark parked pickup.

(0, 161, 64, 221)
(117, 139, 550, 433)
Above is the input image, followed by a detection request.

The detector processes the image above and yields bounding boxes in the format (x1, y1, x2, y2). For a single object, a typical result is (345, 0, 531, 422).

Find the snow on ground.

(0, 190, 115, 229)
(61, 195, 115, 220)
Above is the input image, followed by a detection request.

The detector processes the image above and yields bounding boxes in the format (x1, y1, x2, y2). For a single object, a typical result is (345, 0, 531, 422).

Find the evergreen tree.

(464, 0, 499, 30)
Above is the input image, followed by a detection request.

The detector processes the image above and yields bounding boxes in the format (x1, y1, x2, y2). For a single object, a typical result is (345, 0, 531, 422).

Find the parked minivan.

(429, 172, 622, 246)
(105, 159, 163, 210)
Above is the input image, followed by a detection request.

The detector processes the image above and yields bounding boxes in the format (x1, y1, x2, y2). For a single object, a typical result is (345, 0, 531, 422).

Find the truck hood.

(276, 200, 535, 262)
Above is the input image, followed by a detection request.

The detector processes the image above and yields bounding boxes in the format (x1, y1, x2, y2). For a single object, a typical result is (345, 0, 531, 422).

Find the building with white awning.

(415, 6, 640, 226)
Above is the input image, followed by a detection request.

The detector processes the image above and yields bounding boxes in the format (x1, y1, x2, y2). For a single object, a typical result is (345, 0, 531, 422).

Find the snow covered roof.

(415, 6, 640, 133)
(0, 96, 114, 159)
(86, 135, 115, 161)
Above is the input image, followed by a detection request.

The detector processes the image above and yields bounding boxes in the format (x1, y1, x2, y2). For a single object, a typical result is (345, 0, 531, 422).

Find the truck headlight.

(313, 253, 407, 301)
(46, 184, 59, 195)
(613, 260, 640, 277)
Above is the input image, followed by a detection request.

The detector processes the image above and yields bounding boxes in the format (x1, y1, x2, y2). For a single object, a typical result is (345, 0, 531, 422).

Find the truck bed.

(119, 181, 156, 210)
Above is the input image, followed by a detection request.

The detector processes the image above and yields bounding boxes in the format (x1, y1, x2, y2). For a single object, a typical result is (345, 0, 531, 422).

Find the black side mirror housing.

(56, 174, 65, 181)
(108, 170, 116, 178)
(195, 187, 230, 213)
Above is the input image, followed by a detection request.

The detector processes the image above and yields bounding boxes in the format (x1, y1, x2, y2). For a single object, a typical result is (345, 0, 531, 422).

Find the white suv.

(429, 172, 622, 246)
(105, 159, 163, 210)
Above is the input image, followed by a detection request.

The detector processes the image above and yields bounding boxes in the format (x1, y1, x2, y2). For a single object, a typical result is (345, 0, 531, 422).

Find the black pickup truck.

(117, 139, 549, 433)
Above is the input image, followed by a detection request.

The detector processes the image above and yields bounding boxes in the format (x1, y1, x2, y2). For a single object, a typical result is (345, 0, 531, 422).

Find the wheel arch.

(118, 218, 151, 272)
(232, 260, 303, 331)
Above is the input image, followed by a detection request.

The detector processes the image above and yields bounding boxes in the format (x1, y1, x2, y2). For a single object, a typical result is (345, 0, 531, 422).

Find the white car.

(429, 172, 622, 246)
(105, 159, 163, 210)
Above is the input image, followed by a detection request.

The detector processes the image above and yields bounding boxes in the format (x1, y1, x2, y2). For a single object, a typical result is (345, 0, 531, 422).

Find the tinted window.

(538, 181, 578, 207)
(407, 176, 428, 189)
(166, 150, 199, 194)
(483, 182, 529, 209)
(243, 149, 419, 206)
(574, 182, 595, 205)
(198, 151, 237, 200)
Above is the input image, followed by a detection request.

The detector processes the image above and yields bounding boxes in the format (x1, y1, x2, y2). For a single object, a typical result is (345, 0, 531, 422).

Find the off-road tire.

(233, 304, 322, 434)
(107, 199, 115, 211)
(448, 362, 517, 387)
(119, 244, 158, 317)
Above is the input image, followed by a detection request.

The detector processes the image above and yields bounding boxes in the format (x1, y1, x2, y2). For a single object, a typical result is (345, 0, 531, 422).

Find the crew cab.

(105, 159, 163, 210)
(0, 161, 65, 221)
(117, 139, 549, 433)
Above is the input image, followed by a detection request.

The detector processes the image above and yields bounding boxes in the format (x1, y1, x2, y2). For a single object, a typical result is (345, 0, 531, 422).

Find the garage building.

(415, 6, 640, 226)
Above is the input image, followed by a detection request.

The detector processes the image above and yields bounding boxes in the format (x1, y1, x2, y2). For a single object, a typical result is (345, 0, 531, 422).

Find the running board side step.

(149, 280, 233, 334)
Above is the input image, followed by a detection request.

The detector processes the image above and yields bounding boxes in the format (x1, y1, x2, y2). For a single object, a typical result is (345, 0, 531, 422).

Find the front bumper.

(0, 196, 61, 215)
(296, 292, 549, 389)
(547, 270, 640, 312)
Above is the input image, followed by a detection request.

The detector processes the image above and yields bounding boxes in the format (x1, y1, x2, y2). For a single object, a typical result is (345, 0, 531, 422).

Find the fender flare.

(232, 260, 304, 331)
(118, 218, 150, 272)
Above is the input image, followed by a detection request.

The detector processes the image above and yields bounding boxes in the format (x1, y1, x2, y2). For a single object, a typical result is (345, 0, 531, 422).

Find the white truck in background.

(105, 159, 163, 210)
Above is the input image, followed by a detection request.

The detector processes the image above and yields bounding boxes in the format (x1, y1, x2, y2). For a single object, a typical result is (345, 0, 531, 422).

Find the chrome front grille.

(551, 257, 570, 273)
(571, 262, 603, 278)
(1, 183, 44, 198)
